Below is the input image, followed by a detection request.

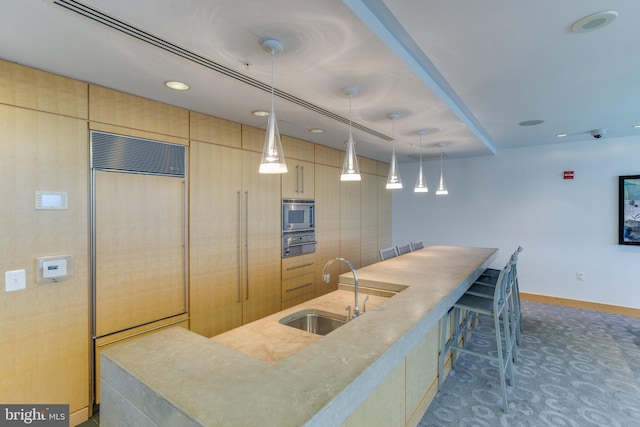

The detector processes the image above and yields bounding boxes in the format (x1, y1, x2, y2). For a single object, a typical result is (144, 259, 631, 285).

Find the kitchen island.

(100, 245, 497, 427)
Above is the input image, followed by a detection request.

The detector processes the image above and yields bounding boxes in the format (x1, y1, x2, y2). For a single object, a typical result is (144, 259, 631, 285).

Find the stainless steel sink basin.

(279, 309, 346, 335)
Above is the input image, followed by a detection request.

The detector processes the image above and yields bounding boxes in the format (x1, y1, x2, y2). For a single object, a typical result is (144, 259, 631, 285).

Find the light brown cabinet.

(281, 253, 316, 308)
(190, 134, 281, 337)
(314, 161, 341, 296)
(282, 159, 315, 199)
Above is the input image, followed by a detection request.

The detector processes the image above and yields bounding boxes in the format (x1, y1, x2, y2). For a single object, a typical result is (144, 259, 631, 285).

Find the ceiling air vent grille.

(51, 0, 392, 142)
(91, 131, 186, 177)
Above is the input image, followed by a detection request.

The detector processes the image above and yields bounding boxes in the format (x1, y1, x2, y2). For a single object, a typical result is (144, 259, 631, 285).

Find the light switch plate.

(5, 269, 26, 292)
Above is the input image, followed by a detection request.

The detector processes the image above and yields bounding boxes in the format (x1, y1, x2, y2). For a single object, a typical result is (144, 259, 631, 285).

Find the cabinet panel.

(0, 106, 89, 412)
(189, 142, 243, 337)
(282, 160, 314, 199)
(282, 135, 314, 162)
(406, 327, 439, 425)
(342, 360, 406, 427)
(340, 179, 361, 268)
(190, 112, 241, 148)
(242, 150, 282, 323)
(0, 59, 88, 118)
(94, 172, 186, 337)
(282, 272, 315, 302)
(314, 164, 340, 296)
(189, 144, 281, 335)
(315, 144, 342, 168)
(89, 85, 189, 138)
(360, 172, 378, 267)
(378, 175, 392, 252)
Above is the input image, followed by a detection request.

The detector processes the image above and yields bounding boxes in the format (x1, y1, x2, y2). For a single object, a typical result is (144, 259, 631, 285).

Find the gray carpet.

(419, 301, 640, 427)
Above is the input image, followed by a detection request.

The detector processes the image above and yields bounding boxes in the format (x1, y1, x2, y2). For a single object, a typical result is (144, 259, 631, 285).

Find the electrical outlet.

(576, 272, 585, 281)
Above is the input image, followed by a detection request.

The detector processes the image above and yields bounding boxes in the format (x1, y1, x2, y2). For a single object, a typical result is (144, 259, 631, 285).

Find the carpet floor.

(419, 300, 640, 427)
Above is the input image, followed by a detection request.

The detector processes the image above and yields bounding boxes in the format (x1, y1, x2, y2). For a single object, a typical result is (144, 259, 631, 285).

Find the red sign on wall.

(564, 170, 574, 179)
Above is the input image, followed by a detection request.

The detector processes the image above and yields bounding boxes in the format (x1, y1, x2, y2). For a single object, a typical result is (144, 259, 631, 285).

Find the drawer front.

(282, 254, 315, 280)
(282, 271, 315, 301)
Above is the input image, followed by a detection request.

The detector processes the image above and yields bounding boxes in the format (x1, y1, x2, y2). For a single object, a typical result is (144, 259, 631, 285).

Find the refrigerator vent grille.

(91, 131, 186, 177)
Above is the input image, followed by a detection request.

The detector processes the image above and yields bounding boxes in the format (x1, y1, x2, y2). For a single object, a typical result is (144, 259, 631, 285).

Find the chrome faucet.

(322, 257, 361, 319)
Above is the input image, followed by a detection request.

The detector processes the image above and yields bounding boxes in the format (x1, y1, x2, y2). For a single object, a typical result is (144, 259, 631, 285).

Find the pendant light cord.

(270, 48, 275, 114)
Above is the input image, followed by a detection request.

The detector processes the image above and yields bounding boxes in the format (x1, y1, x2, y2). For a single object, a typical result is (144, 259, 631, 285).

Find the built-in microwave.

(282, 199, 315, 233)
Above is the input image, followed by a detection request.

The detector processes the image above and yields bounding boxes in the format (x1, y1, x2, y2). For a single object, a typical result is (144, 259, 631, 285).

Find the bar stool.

(379, 246, 399, 260)
(396, 243, 412, 255)
(470, 247, 523, 344)
(438, 262, 515, 413)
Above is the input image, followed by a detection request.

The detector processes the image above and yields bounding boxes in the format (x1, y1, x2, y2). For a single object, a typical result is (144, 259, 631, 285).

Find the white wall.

(391, 135, 640, 309)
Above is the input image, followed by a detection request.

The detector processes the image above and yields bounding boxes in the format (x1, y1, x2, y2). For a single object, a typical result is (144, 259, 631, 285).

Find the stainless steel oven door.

(282, 233, 316, 258)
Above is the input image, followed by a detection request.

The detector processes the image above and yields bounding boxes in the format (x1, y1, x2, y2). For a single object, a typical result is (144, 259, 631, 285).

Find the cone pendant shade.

(385, 148, 402, 189)
(385, 112, 402, 189)
(414, 130, 428, 193)
(341, 134, 361, 181)
(259, 110, 287, 173)
(414, 162, 428, 192)
(259, 38, 287, 174)
(340, 86, 361, 181)
(436, 147, 448, 195)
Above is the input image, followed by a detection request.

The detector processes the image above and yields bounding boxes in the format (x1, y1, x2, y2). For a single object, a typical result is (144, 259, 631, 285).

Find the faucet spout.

(322, 257, 360, 319)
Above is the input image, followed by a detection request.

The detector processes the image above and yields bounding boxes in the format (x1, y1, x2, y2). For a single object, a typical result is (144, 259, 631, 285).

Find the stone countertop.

(101, 245, 497, 427)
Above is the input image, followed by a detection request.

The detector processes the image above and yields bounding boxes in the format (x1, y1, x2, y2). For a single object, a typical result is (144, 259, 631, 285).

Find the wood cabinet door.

(360, 172, 379, 267)
(340, 175, 361, 269)
(94, 171, 186, 337)
(241, 150, 282, 323)
(314, 164, 340, 296)
(282, 160, 315, 199)
(189, 142, 243, 337)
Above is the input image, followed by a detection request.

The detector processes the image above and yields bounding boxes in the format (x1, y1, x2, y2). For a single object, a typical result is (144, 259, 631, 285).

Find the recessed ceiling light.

(571, 11, 618, 33)
(251, 110, 270, 117)
(519, 120, 544, 126)
(556, 133, 568, 138)
(308, 128, 324, 134)
(164, 80, 190, 91)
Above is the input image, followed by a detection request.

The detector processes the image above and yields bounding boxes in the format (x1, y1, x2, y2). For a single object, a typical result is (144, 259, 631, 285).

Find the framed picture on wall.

(619, 175, 640, 245)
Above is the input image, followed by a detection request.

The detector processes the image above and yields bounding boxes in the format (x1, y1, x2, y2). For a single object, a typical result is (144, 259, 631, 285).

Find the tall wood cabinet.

(190, 121, 281, 338)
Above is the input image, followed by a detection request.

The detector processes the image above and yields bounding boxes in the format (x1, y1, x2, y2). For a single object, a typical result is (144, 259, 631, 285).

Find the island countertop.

(100, 245, 497, 427)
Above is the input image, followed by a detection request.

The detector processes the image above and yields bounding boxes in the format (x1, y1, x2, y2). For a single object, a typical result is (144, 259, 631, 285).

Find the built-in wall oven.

(282, 199, 316, 258)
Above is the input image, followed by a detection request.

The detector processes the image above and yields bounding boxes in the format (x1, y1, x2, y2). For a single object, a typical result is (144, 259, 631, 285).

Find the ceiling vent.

(50, 0, 392, 142)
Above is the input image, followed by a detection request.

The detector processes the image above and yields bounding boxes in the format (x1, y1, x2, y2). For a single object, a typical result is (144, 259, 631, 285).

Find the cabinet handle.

(301, 165, 304, 193)
(286, 241, 317, 247)
(245, 190, 249, 300)
(285, 282, 313, 292)
(286, 262, 314, 271)
(237, 191, 241, 303)
(296, 164, 300, 193)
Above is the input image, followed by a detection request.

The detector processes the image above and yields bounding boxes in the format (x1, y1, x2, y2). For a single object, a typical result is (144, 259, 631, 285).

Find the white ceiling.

(2, 0, 639, 163)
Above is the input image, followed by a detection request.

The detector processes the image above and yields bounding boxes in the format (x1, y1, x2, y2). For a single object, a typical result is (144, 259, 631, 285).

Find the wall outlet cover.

(5, 269, 26, 292)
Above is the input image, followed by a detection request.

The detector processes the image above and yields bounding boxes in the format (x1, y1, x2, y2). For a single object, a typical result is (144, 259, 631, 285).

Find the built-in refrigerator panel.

(93, 171, 186, 336)
(90, 131, 187, 403)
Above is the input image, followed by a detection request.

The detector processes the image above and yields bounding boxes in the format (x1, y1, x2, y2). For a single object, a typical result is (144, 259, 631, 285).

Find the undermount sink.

(279, 309, 347, 335)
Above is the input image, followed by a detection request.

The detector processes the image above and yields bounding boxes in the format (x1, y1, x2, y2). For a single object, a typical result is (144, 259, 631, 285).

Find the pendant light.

(414, 130, 428, 193)
(386, 113, 402, 189)
(340, 86, 361, 181)
(436, 142, 448, 195)
(258, 38, 287, 174)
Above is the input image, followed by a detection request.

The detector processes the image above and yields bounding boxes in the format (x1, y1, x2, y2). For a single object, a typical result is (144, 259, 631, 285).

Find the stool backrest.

(411, 240, 424, 250)
(379, 246, 399, 260)
(396, 244, 412, 255)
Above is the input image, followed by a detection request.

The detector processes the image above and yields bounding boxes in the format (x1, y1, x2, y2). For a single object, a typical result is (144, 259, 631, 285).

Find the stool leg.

(495, 306, 509, 413)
